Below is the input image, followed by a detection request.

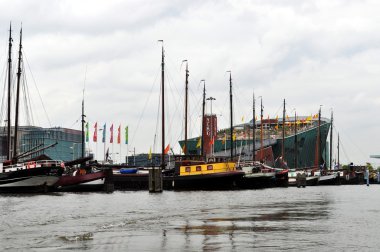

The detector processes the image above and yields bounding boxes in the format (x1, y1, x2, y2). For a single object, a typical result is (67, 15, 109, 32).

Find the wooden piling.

(103, 168, 114, 193)
(149, 167, 163, 192)
(296, 173, 306, 188)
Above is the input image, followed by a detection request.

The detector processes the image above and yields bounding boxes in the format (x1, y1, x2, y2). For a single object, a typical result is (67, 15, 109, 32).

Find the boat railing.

(34, 160, 64, 167)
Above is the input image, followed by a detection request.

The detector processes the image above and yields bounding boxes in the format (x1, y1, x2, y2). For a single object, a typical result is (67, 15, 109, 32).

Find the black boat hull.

(0, 166, 63, 193)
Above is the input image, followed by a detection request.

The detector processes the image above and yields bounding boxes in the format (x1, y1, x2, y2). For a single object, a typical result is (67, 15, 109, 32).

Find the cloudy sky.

(0, 0, 379, 165)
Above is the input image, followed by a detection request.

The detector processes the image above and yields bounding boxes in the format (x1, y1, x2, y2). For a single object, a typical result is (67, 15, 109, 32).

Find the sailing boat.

(163, 72, 244, 190)
(288, 107, 320, 186)
(113, 47, 244, 190)
(236, 94, 278, 189)
(54, 89, 108, 192)
(317, 110, 340, 185)
(0, 25, 63, 193)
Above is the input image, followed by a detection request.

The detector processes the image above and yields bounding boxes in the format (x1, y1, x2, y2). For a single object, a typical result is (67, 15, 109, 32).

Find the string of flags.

(85, 122, 129, 144)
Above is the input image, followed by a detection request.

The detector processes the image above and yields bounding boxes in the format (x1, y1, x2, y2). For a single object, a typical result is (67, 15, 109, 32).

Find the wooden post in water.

(103, 168, 114, 193)
(149, 166, 163, 192)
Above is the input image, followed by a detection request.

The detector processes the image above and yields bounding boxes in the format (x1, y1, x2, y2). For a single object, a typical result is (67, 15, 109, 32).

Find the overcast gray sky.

(0, 0, 379, 165)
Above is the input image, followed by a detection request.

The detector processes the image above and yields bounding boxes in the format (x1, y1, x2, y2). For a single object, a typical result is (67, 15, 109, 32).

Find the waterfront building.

(0, 126, 82, 162)
(179, 116, 331, 169)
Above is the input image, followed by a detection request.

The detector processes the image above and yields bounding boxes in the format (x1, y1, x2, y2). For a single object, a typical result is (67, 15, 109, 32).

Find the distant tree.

(342, 164, 349, 170)
(366, 162, 374, 172)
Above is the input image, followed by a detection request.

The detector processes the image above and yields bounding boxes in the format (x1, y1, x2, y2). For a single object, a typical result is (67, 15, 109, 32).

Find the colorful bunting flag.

(102, 123, 106, 143)
(196, 137, 201, 149)
(221, 133, 226, 145)
(125, 126, 129, 144)
(164, 144, 170, 154)
(117, 125, 121, 144)
(93, 122, 98, 142)
(110, 124, 114, 143)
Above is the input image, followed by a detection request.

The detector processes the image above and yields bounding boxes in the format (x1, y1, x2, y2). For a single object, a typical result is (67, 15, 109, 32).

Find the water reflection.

(174, 198, 332, 250)
(2, 187, 380, 251)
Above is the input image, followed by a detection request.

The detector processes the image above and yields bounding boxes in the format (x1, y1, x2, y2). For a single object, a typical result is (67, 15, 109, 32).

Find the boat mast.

(260, 97, 263, 162)
(315, 107, 321, 167)
(6, 23, 12, 161)
(282, 99, 285, 160)
(184, 60, 188, 155)
(294, 110, 297, 169)
(337, 133, 340, 169)
(81, 90, 85, 159)
(329, 110, 333, 170)
(13, 28, 22, 163)
(228, 71, 233, 159)
(252, 91, 255, 161)
(201, 80, 206, 158)
(159, 40, 165, 169)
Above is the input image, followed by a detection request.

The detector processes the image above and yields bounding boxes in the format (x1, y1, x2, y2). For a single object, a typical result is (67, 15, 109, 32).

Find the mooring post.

(149, 167, 163, 192)
(103, 168, 114, 193)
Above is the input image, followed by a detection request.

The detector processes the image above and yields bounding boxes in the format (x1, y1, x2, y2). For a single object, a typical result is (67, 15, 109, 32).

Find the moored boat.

(163, 156, 244, 190)
(54, 166, 107, 192)
(0, 160, 64, 193)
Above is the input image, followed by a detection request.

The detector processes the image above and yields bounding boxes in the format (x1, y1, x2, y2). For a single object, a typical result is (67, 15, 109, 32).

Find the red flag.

(110, 124, 114, 143)
(209, 137, 214, 145)
(117, 125, 121, 144)
(164, 144, 170, 154)
(93, 122, 98, 142)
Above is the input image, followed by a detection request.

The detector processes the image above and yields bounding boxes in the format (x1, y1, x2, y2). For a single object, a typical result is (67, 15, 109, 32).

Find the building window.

(185, 167, 191, 172)
(196, 166, 201, 171)
(207, 165, 213, 170)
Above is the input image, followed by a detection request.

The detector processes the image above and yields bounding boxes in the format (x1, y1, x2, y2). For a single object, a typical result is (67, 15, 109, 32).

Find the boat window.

(207, 165, 213, 170)
(185, 167, 191, 172)
(196, 166, 201, 171)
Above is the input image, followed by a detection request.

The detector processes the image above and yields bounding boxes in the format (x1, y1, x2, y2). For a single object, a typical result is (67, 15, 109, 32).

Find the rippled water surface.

(1, 185, 380, 251)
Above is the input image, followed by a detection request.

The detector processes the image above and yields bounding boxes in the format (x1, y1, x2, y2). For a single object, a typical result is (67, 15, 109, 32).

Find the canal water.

(1, 185, 379, 251)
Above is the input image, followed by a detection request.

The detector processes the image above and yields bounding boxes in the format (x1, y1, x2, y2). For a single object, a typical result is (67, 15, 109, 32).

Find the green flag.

(125, 126, 129, 144)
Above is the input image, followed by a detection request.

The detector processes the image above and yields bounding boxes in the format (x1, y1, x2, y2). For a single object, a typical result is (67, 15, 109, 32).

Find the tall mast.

(201, 80, 206, 158)
(294, 110, 298, 169)
(159, 40, 165, 169)
(184, 60, 188, 155)
(337, 133, 340, 169)
(81, 91, 85, 159)
(13, 28, 22, 162)
(329, 110, 333, 170)
(282, 99, 285, 159)
(315, 107, 321, 167)
(6, 23, 12, 160)
(228, 71, 233, 159)
(252, 91, 255, 161)
(260, 97, 263, 162)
